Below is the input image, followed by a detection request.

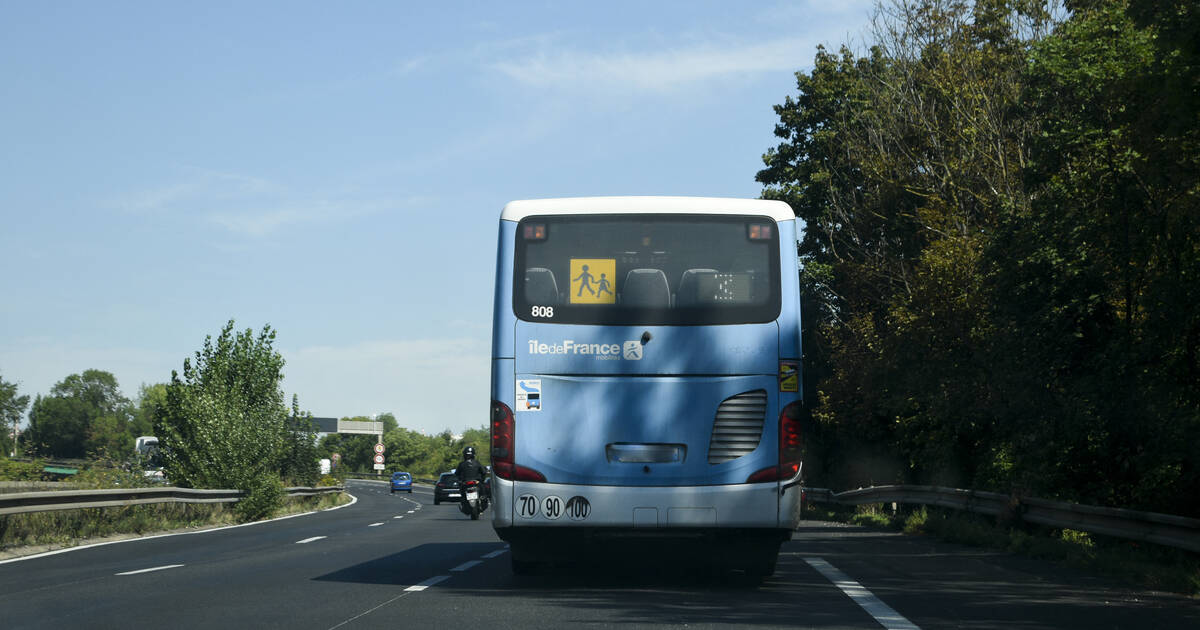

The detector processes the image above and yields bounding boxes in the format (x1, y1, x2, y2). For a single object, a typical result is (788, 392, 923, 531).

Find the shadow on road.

(312, 542, 500, 586)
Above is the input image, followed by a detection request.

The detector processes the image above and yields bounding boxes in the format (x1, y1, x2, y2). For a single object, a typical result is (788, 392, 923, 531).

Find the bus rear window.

(514, 214, 780, 325)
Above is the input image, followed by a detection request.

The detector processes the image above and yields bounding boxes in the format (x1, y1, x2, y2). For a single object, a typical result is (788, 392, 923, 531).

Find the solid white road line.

(115, 564, 184, 576)
(481, 549, 508, 559)
(805, 558, 920, 630)
(0, 492, 359, 566)
(404, 575, 450, 592)
(296, 536, 327, 544)
(451, 560, 482, 572)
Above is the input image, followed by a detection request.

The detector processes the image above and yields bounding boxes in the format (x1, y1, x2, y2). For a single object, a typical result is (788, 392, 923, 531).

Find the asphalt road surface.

(0, 479, 1196, 629)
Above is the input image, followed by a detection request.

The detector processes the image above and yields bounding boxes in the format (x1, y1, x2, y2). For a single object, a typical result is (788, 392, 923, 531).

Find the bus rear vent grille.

(708, 389, 767, 464)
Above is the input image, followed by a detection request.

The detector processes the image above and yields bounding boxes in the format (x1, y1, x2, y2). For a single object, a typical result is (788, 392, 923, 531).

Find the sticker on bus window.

(779, 362, 799, 392)
(569, 258, 617, 304)
(516, 379, 542, 411)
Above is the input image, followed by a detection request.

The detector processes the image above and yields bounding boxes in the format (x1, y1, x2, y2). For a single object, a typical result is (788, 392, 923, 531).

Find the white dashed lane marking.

(116, 564, 184, 576)
(296, 536, 326, 544)
(450, 560, 482, 572)
(404, 575, 450, 592)
(805, 557, 920, 630)
(368, 522, 384, 527)
(481, 549, 508, 559)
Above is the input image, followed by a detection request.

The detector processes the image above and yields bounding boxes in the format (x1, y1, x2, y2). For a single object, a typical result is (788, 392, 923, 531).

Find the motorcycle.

(459, 479, 488, 520)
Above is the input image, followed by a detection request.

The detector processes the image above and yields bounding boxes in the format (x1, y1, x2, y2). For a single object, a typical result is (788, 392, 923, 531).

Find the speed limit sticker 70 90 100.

(541, 495, 565, 520)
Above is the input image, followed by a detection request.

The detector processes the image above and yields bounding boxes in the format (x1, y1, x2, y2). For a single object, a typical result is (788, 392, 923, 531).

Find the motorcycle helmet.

(463, 446, 476, 459)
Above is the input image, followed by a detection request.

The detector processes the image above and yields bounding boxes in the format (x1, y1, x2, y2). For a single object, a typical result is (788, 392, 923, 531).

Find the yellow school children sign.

(569, 258, 616, 304)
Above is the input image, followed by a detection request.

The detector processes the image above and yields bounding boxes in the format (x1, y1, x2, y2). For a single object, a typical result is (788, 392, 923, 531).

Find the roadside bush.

(317, 474, 340, 487)
(0, 458, 45, 481)
(234, 472, 284, 522)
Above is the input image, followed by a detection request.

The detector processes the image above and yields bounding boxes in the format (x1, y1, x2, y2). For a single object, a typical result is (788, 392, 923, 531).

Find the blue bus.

(490, 197, 804, 576)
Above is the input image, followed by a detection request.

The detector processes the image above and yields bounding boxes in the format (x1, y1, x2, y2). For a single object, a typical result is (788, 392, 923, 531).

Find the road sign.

(337, 419, 383, 435)
(373, 454, 385, 464)
(374, 443, 385, 455)
(373, 463, 385, 470)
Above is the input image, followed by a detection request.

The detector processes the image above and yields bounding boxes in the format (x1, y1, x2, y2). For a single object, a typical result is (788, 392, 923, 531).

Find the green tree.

(25, 370, 133, 459)
(986, 0, 1200, 513)
(377, 412, 399, 433)
(281, 396, 319, 486)
(132, 383, 168, 440)
(1, 372, 31, 457)
(156, 320, 311, 519)
(758, 0, 1199, 518)
(759, 0, 1054, 489)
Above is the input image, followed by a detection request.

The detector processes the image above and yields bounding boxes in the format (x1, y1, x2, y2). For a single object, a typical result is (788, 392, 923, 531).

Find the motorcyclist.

(454, 446, 487, 506)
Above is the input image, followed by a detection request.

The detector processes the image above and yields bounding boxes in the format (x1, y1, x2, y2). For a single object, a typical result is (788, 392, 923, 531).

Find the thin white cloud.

(283, 337, 490, 433)
(393, 55, 428, 76)
(110, 170, 420, 238)
(205, 199, 388, 237)
(491, 37, 819, 92)
(111, 170, 276, 215)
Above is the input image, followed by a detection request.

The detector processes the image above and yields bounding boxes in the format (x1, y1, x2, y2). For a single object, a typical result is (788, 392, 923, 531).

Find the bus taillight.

(745, 401, 803, 483)
(780, 401, 803, 478)
(491, 400, 547, 483)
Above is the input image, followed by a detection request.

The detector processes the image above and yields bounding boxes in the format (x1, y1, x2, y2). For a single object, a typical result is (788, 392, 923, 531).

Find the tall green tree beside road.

(987, 0, 1200, 512)
(1, 372, 31, 457)
(157, 320, 316, 519)
(759, 0, 1199, 516)
(759, 0, 1053, 488)
(24, 370, 134, 459)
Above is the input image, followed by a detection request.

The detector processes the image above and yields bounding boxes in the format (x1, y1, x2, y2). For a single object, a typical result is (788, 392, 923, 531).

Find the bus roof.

(500, 196, 795, 222)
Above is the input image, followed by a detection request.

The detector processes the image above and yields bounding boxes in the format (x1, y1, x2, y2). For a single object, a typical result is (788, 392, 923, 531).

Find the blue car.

(390, 471, 413, 494)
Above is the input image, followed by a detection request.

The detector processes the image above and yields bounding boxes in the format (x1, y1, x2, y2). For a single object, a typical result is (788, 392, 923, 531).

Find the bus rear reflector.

(491, 400, 547, 483)
(744, 401, 803, 484)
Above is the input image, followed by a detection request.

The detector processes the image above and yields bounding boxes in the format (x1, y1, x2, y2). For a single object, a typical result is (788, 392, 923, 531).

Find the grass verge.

(0, 491, 350, 557)
(804, 501, 1200, 596)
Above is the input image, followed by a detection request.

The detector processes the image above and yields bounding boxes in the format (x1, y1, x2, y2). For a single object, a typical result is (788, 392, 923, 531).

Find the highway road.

(0, 479, 1196, 629)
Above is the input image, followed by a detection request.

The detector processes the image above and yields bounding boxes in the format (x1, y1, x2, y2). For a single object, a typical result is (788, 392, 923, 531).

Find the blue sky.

(1, 1, 874, 434)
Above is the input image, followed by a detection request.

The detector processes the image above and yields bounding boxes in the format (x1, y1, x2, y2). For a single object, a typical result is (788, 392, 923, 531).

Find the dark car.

(390, 471, 412, 494)
(433, 472, 460, 505)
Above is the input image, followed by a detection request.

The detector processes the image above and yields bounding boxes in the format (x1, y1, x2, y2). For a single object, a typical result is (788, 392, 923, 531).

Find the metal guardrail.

(804, 484, 1200, 553)
(0, 485, 344, 516)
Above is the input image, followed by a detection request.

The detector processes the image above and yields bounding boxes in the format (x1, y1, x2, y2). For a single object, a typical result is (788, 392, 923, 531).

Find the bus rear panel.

(490, 197, 803, 574)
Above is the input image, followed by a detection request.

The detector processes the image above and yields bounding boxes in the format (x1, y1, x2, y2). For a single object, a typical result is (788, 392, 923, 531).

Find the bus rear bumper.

(490, 477, 797, 531)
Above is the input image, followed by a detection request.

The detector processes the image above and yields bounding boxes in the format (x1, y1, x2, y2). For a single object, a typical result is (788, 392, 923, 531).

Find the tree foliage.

(24, 370, 135, 459)
(156, 320, 317, 519)
(1, 372, 31, 457)
(760, 0, 1199, 516)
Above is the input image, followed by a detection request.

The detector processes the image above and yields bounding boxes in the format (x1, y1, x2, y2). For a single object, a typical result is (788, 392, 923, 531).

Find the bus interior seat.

(622, 269, 671, 307)
(676, 268, 717, 307)
(524, 267, 559, 304)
